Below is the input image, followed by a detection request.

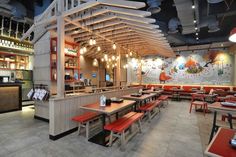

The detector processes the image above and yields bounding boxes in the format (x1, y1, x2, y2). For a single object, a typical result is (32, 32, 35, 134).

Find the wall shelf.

(50, 37, 80, 83)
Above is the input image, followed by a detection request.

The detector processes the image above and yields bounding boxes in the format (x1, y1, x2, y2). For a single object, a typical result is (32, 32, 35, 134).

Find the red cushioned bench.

(72, 112, 100, 140)
(158, 95, 169, 107)
(138, 100, 162, 122)
(104, 111, 144, 150)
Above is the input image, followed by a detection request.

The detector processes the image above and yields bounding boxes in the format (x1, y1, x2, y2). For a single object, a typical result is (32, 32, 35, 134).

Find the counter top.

(0, 82, 23, 86)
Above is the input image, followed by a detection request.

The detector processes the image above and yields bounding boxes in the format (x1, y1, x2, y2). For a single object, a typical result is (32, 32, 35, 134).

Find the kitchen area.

(0, 23, 34, 113)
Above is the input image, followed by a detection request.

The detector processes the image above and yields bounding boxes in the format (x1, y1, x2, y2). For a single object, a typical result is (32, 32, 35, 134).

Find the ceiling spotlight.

(112, 43, 116, 50)
(195, 27, 198, 30)
(196, 37, 199, 40)
(196, 32, 198, 35)
(229, 27, 236, 42)
(192, 5, 195, 9)
(97, 46, 101, 51)
(193, 20, 197, 23)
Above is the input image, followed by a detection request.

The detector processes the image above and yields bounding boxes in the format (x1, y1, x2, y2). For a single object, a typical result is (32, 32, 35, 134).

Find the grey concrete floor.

(0, 100, 215, 157)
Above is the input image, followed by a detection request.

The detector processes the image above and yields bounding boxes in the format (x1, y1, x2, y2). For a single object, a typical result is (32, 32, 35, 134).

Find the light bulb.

(112, 43, 116, 50)
(89, 38, 93, 45)
(101, 58, 104, 62)
(115, 63, 117, 66)
(126, 54, 129, 58)
(83, 47, 87, 52)
(112, 55, 115, 60)
(80, 48, 84, 54)
(93, 39, 96, 45)
(129, 52, 132, 56)
(97, 46, 101, 51)
(104, 54, 108, 60)
(108, 58, 111, 62)
(107, 65, 109, 69)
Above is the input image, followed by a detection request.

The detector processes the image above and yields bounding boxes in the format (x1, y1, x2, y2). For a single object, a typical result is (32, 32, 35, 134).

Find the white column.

(57, 0, 65, 97)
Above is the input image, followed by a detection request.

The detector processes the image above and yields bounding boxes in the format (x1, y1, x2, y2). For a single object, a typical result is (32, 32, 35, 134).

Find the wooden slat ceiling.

(23, 0, 175, 58)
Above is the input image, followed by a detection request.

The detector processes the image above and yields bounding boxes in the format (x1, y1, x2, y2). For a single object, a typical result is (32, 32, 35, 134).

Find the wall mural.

(128, 49, 234, 85)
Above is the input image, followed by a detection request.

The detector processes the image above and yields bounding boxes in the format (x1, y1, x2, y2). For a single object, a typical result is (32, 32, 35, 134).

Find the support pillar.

(115, 48, 121, 86)
(137, 57, 142, 85)
(56, 0, 65, 97)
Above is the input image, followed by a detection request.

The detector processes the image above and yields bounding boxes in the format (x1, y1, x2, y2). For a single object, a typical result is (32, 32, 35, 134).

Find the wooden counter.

(0, 83, 22, 113)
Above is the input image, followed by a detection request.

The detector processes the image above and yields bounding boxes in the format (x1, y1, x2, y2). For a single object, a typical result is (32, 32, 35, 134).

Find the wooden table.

(208, 102, 236, 142)
(121, 93, 157, 108)
(80, 100, 136, 146)
(81, 100, 136, 116)
(205, 127, 236, 157)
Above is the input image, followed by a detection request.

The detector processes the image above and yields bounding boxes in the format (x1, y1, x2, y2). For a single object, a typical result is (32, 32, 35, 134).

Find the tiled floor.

(0, 100, 218, 157)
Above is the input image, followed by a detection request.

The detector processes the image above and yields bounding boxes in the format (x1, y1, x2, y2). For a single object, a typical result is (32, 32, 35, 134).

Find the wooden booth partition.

(49, 87, 141, 140)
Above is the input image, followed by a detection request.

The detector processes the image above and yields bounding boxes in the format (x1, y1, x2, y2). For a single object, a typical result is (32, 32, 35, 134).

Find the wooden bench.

(138, 100, 162, 122)
(158, 95, 169, 107)
(72, 112, 100, 140)
(104, 111, 144, 150)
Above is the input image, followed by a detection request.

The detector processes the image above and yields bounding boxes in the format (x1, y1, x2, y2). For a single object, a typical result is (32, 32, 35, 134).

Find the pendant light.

(89, 38, 93, 45)
(97, 46, 101, 51)
(129, 52, 133, 56)
(80, 48, 84, 55)
(229, 27, 236, 42)
(83, 47, 87, 52)
(93, 39, 96, 45)
(104, 54, 108, 61)
(112, 43, 116, 50)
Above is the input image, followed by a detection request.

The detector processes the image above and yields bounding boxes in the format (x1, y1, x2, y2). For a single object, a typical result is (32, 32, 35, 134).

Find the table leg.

(227, 113, 233, 129)
(209, 111, 217, 143)
(116, 112, 119, 120)
(102, 114, 106, 127)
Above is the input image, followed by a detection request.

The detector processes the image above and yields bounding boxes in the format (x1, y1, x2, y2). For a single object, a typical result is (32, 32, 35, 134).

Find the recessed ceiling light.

(192, 5, 195, 9)
(195, 27, 198, 30)
(196, 37, 199, 40)
(193, 20, 197, 23)
(196, 32, 198, 35)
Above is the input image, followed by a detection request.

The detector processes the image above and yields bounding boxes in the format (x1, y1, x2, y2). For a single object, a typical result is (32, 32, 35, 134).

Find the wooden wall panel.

(49, 87, 140, 136)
